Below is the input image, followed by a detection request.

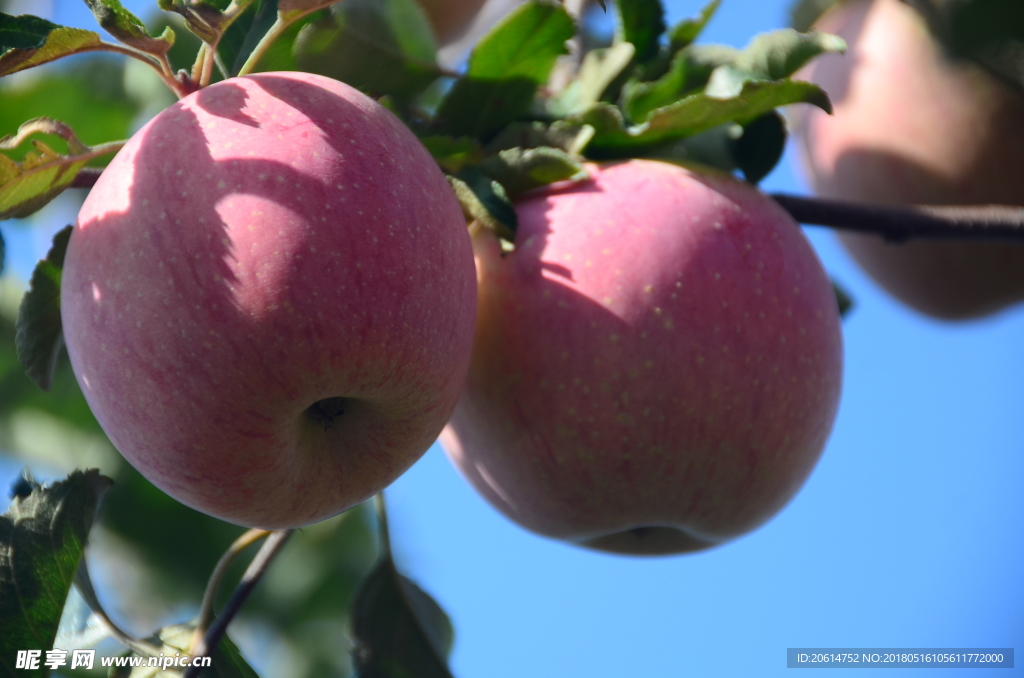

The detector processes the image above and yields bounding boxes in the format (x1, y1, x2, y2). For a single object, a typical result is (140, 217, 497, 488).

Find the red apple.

(61, 72, 477, 529)
(792, 0, 1024, 319)
(440, 160, 843, 555)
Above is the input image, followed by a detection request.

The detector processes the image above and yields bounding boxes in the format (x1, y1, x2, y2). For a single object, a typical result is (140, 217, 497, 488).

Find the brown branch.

(770, 194, 1024, 244)
(183, 529, 293, 678)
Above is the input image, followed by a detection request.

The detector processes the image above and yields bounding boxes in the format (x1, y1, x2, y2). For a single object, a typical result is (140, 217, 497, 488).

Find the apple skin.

(791, 0, 1024, 319)
(61, 72, 477, 529)
(440, 160, 843, 555)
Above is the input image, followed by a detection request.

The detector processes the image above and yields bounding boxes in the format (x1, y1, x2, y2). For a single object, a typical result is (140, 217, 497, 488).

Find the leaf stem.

(81, 43, 188, 98)
(183, 529, 293, 678)
(771, 194, 1024, 243)
(373, 492, 392, 559)
(189, 529, 270, 654)
(74, 559, 162, 656)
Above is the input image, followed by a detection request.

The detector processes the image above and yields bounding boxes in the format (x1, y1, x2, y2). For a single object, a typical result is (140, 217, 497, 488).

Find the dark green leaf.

(832, 278, 853, 318)
(109, 623, 259, 678)
(486, 120, 595, 154)
(646, 122, 741, 175)
(669, 0, 721, 50)
(0, 469, 112, 677)
(435, 0, 574, 139)
(622, 44, 741, 123)
(915, 0, 1024, 91)
(551, 41, 635, 116)
(788, 0, 841, 32)
(421, 136, 485, 173)
(295, 0, 441, 106)
(16, 225, 71, 392)
(478, 146, 587, 197)
(0, 14, 103, 76)
(226, 0, 281, 74)
(83, 0, 174, 56)
(582, 79, 832, 158)
(448, 168, 517, 240)
(615, 0, 665, 63)
(704, 29, 845, 99)
(351, 558, 454, 678)
(731, 110, 786, 184)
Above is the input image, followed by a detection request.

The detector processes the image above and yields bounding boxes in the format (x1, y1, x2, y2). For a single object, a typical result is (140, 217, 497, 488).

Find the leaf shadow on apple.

(60, 74, 477, 529)
(442, 160, 844, 556)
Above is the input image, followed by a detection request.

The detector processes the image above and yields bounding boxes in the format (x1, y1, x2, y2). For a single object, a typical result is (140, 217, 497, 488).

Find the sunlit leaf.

(669, 0, 721, 50)
(0, 14, 103, 76)
(615, 0, 664, 63)
(83, 0, 174, 56)
(448, 169, 517, 240)
(478, 146, 587, 198)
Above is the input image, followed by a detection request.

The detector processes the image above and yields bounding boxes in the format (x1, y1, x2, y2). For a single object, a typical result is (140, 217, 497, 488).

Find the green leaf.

(622, 44, 738, 122)
(581, 78, 831, 158)
(351, 558, 454, 678)
(551, 41, 635, 116)
(108, 623, 259, 678)
(485, 120, 595, 155)
(0, 14, 103, 76)
(704, 29, 846, 99)
(669, 0, 721, 50)
(478, 146, 587, 198)
(0, 119, 124, 220)
(832, 278, 853, 318)
(0, 229, 4, 276)
(917, 0, 1024, 91)
(0, 469, 113, 677)
(448, 168, 517, 240)
(421, 136, 485, 173)
(16, 225, 71, 392)
(83, 0, 174, 56)
(731, 110, 786, 184)
(789, 0, 841, 32)
(295, 0, 441, 106)
(435, 0, 574, 140)
(615, 0, 665, 63)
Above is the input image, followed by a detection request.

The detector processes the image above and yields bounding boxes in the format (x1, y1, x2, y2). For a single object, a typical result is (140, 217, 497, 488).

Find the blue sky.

(2, 0, 1022, 676)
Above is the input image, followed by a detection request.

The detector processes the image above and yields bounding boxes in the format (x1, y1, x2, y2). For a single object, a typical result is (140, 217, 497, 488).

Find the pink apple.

(61, 72, 477, 529)
(441, 159, 843, 555)
(792, 0, 1024, 319)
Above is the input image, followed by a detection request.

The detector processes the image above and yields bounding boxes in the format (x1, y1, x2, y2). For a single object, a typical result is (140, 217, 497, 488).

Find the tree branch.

(183, 529, 293, 678)
(771, 194, 1024, 243)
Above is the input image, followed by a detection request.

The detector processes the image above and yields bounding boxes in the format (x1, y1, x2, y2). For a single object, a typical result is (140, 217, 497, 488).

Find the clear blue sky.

(2, 1, 1021, 676)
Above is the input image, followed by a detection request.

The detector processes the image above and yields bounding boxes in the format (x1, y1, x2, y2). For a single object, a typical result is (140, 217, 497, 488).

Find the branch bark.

(771, 194, 1024, 244)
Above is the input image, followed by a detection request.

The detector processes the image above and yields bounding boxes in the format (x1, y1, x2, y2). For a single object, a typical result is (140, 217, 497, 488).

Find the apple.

(440, 160, 843, 555)
(791, 0, 1024, 319)
(60, 71, 477, 529)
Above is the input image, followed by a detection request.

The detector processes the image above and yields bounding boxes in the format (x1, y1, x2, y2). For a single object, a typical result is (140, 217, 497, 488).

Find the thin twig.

(771, 194, 1024, 243)
(373, 493, 391, 559)
(188, 529, 270, 655)
(74, 559, 163, 656)
(183, 529, 293, 678)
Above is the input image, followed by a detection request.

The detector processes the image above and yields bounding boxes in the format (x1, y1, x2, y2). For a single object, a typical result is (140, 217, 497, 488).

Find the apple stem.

(183, 529, 293, 677)
(373, 492, 392, 559)
(189, 528, 271, 656)
(771, 194, 1024, 243)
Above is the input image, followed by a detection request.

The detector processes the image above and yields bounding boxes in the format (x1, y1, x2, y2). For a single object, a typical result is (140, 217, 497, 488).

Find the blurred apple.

(61, 72, 477, 529)
(419, 0, 490, 44)
(792, 0, 1024, 319)
(441, 160, 843, 555)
